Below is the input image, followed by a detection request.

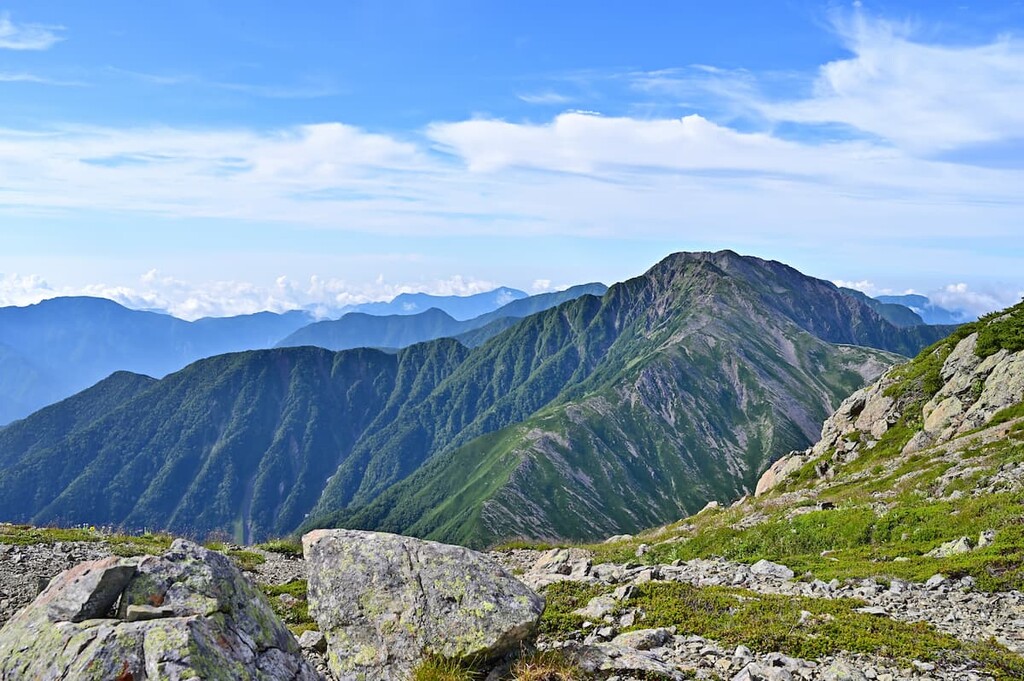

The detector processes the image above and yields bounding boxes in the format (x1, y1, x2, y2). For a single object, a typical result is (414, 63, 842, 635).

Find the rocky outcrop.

(757, 330, 1024, 493)
(917, 333, 1024, 448)
(754, 455, 808, 497)
(303, 529, 544, 680)
(0, 539, 319, 680)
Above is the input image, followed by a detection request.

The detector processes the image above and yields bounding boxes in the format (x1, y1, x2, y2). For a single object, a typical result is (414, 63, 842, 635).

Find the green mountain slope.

(0, 342, 469, 542)
(0, 251, 955, 544)
(323, 261, 903, 546)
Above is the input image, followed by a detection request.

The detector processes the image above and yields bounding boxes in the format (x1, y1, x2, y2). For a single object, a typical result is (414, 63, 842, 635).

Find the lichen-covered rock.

(0, 539, 320, 680)
(303, 529, 544, 681)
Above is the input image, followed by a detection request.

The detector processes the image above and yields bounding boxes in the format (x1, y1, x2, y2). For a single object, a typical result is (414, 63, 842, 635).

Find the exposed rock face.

(754, 455, 807, 497)
(303, 529, 544, 680)
(757, 330, 1024, 493)
(0, 539, 319, 680)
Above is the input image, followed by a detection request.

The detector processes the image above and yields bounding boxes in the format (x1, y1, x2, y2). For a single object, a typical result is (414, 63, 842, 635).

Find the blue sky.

(1, 1, 1023, 318)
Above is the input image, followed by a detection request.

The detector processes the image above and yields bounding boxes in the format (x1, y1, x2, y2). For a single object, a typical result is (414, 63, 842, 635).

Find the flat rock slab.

(303, 529, 544, 681)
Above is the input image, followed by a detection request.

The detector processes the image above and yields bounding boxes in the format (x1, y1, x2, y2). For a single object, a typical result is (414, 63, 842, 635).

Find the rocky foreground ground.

(2, 528, 1022, 680)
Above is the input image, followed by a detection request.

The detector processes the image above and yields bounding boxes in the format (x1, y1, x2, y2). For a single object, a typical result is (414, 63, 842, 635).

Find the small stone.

(855, 606, 888, 617)
(634, 569, 656, 584)
(925, 536, 973, 558)
(911, 660, 936, 672)
(125, 604, 176, 622)
(610, 627, 673, 650)
(978, 529, 996, 548)
(612, 584, 636, 601)
(925, 573, 948, 589)
(635, 544, 650, 558)
(749, 559, 795, 580)
(298, 629, 327, 653)
(42, 557, 137, 623)
(575, 595, 618, 620)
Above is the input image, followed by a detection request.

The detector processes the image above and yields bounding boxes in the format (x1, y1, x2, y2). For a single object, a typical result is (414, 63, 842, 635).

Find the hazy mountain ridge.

(0, 298, 316, 425)
(839, 287, 925, 327)
(0, 287, 584, 425)
(345, 287, 528, 320)
(876, 293, 971, 325)
(277, 283, 608, 351)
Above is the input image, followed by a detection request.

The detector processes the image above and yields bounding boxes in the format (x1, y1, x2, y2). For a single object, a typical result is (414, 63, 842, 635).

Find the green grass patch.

(639, 490, 1024, 592)
(538, 581, 611, 638)
(226, 548, 266, 571)
(261, 579, 315, 634)
(0, 524, 176, 557)
(511, 650, 585, 681)
(0, 524, 99, 545)
(976, 301, 1024, 358)
(105, 531, 175, 557)
(255, 539, 304, 557)
(623, 582, 1022, 676)
(987, 402, 1024, 429)
(411, 655, 481, 681)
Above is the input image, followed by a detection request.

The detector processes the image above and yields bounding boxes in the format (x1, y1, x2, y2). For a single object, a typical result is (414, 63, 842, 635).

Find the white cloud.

(0, 12, 64, 50)
(832, 279, 878, 295)
(0, 270, 508, 320)
(531, 279, 553, 292)
(759, 12, 1024, 153)
(831, 278, 1019, 318)
(930, 283, 1022, 318)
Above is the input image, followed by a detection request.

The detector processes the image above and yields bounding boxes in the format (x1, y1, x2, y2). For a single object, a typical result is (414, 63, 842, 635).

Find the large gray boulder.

(303, 529, 544, 680)
(0, 539, 319, 680)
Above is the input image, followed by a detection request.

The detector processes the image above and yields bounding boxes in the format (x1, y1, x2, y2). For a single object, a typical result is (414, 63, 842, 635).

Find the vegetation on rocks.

(261, 579, 317, 635)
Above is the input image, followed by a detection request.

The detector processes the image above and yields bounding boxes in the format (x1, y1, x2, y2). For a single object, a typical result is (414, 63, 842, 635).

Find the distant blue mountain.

(347, 287, 528, 320)
(0, 286, 600, 425)
(278, 283, 608, 351)
(875, 294, 972, 325)
(0, 297, 314, 425)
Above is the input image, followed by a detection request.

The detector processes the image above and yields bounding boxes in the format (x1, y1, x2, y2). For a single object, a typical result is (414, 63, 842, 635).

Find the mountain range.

(0, 286, 601, 425)
(0, 251, 956, 545)
(276, 284, 608, 351)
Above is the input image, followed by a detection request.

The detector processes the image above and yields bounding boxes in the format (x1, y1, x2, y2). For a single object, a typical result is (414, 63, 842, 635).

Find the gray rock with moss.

(0, 539, 320, 680)
(303, 528, 544, 680)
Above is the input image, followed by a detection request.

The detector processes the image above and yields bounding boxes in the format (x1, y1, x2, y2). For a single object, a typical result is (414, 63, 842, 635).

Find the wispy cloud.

(0, 71, 85, 86)
(760, 12, 1024, 154)
(0, 12, 64, 50)
(110, 67, 339, 99)
(517, 91, 573, 105)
